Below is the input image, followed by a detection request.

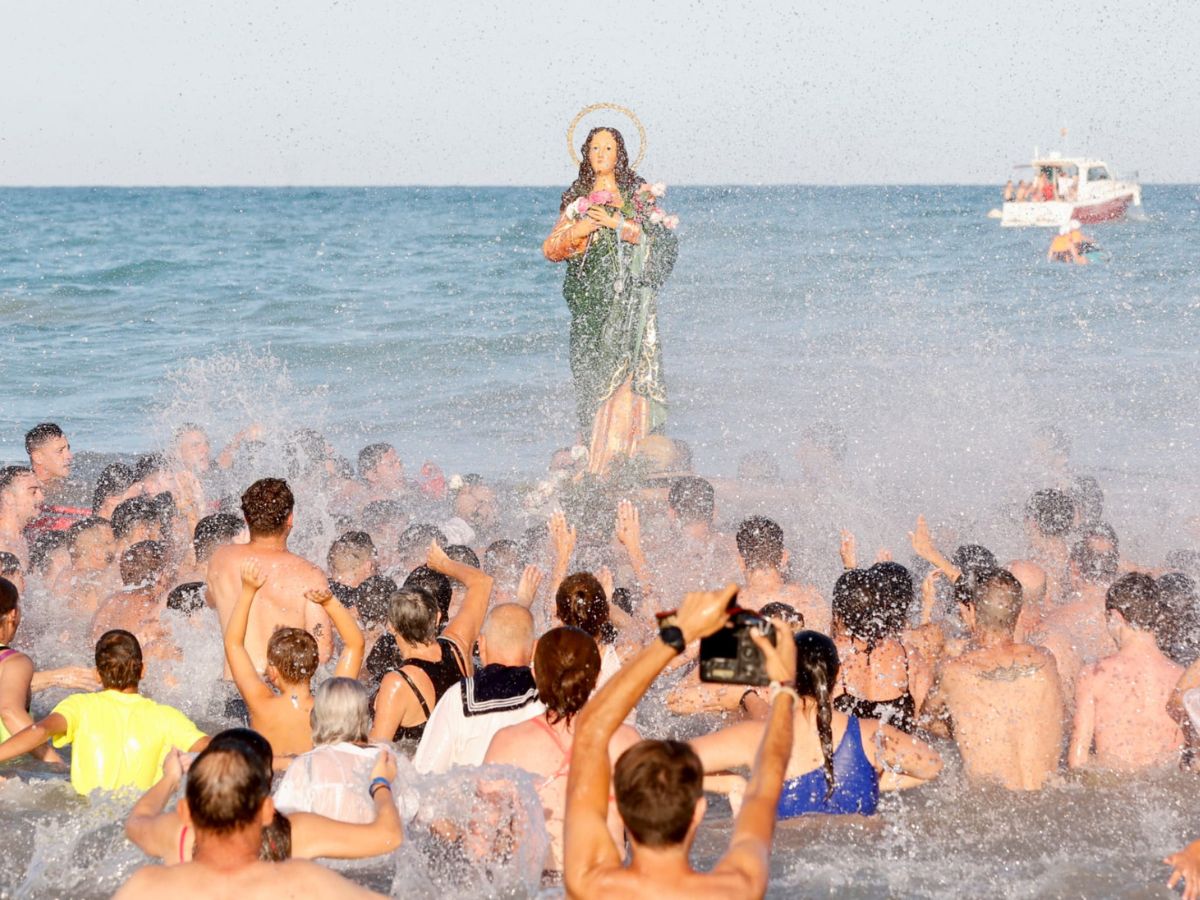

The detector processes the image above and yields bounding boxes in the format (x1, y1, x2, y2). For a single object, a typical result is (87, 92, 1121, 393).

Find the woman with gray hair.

(274, 678, 416, 824)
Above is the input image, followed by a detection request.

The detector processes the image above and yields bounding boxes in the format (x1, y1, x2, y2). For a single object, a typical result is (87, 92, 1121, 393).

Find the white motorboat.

(997, 153, 1141, 227)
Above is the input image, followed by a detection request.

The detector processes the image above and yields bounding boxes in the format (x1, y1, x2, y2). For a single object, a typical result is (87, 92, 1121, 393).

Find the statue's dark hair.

(560, 126, 642, 211)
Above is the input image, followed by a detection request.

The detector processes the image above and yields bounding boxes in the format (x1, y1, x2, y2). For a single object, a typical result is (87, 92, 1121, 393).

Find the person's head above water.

(95, 629, 143, 691)
(556, 572, 612, 642)
(240, 478, 294, 539)
(183, 732, 274, 837)
(535, 626, 601, 727)
(479, 603, 534, 667)
(959, 568, 1023, 637)
(667, 476, 716, 526)
(111, 496, 161, 544)
(0, 576, 20, 641)
(1069, 540, 1120, 586)
(92, 462, 135, 516)
(25, 422, 73, 483)
(67, 517, 116, 570)
(1025, 488, 1075, 539)
(266, 627, 319, 688)
(327, 530, 376, 585)
(310, 677, 370, 746)
(193, 513, 247, 564)
(386, 586, 440, 647)
(1105, 572, 1165, 636)
(0, 466, 44, 526)
(613, 739, 705, 849)
(865, 562, 914, 634)
(561, 126, 641, 211)
(402, 566, 452, 626)
(172, 423, 212, 473)
(119, 540, 168, 589)
(736, 516, 786, 573)
(832, 568, 885, 645)
(793, 630, 841, 797)
(357, 442, 404, 489)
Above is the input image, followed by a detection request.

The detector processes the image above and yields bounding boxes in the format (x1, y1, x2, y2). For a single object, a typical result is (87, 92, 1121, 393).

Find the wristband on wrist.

(658, 624, 686, 655)
(738, 688, 760, 711)
(768, 681, 800, 704)
(369, 776, 392, 799)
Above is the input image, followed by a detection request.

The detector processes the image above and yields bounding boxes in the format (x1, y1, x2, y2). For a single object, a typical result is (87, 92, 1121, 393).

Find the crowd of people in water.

(3, 420, 1200, 897)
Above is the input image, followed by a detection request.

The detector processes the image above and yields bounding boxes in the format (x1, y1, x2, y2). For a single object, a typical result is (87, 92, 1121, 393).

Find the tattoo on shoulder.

(977, 662, 1043, 682)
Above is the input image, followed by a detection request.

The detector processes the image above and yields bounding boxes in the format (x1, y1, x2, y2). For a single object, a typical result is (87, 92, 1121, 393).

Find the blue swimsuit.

(776, 716, 879, 817)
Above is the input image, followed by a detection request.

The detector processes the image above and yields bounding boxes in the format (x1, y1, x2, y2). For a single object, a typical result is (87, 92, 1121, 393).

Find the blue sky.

(2, 0, 1196, 184)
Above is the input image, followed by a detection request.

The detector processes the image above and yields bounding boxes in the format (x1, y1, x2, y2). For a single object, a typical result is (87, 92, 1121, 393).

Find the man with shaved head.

(413, 603, 542, 773)
(922, 568, 1065, 790)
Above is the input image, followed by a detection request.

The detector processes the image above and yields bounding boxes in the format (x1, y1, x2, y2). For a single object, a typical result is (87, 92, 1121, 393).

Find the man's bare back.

(938, 643, 1064, 789)
(207, 542, 330, 674)
(1041, 594, 1116, 666)
(114, 857, 381, 900)
(1072, 640, 1183, 771)
(92, 588, 174, 658)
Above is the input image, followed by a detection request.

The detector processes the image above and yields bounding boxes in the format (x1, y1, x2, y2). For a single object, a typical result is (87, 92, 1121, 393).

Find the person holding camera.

(563, 584, 795, 899)
(691, 630, 942, 817)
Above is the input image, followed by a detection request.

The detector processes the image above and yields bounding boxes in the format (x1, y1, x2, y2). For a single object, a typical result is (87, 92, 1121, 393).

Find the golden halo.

(567, 103, 646, 170)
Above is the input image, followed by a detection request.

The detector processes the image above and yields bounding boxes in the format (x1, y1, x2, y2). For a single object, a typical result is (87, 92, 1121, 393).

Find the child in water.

(0, 628, 208, 794)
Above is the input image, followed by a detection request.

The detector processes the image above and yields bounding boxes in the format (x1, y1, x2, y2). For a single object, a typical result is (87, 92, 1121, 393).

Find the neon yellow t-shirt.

(51, 690, 205, 795)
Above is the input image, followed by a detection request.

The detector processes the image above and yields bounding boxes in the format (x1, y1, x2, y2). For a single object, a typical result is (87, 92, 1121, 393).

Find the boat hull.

(1000, 193, 1134, 227)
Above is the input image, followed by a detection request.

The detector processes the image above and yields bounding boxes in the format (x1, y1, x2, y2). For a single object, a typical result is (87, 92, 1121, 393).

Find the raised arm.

(614, 500, 654, 599)
(222, 560, 274, 711)
(564, 585, 737, 896)
(305, 587, 365, 679)
(125, 748, 186, 861)
(431, 541, 494, 663)
(1168, 657, 1200, 728)
(546, 510, 576, 603)
(908, 515, 961, 582)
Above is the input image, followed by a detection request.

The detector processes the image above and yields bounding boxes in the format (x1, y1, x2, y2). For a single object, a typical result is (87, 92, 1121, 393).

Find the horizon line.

(0, 181, 1190, 189)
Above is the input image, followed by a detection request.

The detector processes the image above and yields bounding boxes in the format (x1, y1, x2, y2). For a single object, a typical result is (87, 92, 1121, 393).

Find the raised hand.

(839, 529, 857, 569)
(1167, 839, 1200, 900)
(908, 514, 936, 560)
(875, 548, 893, 563)
(515, 565, 543, 607)
(162, 747, 185, 783)
(675, 584, 738, 643)
(240, 558, 266, 591)
(371, 748, 398, 784)
(615, 499, 641, 550)
(426, 539, 454, 574)
(549, 510, 577, 564)
(304, 587, 334, 606)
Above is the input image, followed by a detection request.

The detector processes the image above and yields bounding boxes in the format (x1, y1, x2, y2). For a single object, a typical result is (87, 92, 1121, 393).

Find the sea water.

(1, 185, 1199, 897)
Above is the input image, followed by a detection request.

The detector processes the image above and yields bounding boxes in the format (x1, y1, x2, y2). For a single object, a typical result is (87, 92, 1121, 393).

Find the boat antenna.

(1061, 125, 1068, 155)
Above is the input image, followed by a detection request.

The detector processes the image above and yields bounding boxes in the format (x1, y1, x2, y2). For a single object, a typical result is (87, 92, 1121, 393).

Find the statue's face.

(588, 130, 618, 176)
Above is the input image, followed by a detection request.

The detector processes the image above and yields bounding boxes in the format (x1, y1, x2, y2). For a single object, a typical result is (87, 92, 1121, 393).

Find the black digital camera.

(658, 603, 777, 686)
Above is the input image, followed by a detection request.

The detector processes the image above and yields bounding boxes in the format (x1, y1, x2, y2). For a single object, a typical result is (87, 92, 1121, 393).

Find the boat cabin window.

(1087, 166, 1110, 182)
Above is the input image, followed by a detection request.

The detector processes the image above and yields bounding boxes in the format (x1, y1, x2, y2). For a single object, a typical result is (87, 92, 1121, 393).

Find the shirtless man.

(564, 584, 794, 899)
(52, 518, 118, 615)
(648, 477, 739, 592)
(922, 569, 1065, 789)
(1009, 488, 1075, 607)
(734, 516, 829, 633)
(114, 735, 381, 900)
(25, 423, 89, 532)
(92, 541, 176, 659)
(0, 468, 45, 568)
(206, 478, 331, 674)
(1069, 573, 1184, 772)
(1036, 541, 1120, 700)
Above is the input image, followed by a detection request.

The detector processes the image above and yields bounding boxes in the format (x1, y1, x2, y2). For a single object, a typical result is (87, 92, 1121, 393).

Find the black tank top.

(390, 637, 466, 743)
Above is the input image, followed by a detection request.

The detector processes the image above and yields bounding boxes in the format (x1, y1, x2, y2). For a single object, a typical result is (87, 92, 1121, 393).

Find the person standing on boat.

(543, 124, 678, 475)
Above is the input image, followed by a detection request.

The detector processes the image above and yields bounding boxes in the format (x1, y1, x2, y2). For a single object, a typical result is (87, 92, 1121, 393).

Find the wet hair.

(327, 530, 376, 573)
(387, 587, 439, 645)
(445, 544, 481, 569)
(667, 476, 716, 524)
(1083, 522, 1119, 553)
(968, 568, 1024, 633)
(1106, 573, 1165, 632)
(357, 442, 395, 478)
(832, 568, 889, 648)
(134, 453, 168, 482)
(520, 523, 549, 562)
(356, 574, 397, 628)
(556, 572, 613, 643)
(483, 539, 520, 578)
(240, 478, 294, 537)
(0, 553, 20, 578)
(310, 677, 370, 745)
(266, 627, 319, 684)
(560, 125, 642, 211)
(403, 566, 452, 624)
(793, 630, 839, 798)
(0, 577, 17, 617)
(172, 422, 207, 442)
(1157, 572, 1200, 666)
(759, 601, 805, 630)
(28, 531, 68, 575)
(534, 627, 601, 726)
(613, 740, 703, 848)
(360, 501, 405, 534)
(92, 463, 135, 513)
(193, 513, 246, 563)
(865, 562, 914, 632)
(111, 495, 160, 540)
(736, 516, 785, 571)
(24, 422, 65, 455)
(119, 540, 168, 587)
(1069, 541, 1119, 584)
(1025, 489, 1075, 537)
(95, 629, 142, 690)
(166, 581, 206, 616)
(185, 738, 273, 836)
(950, 544, 997, 577)
(1069, 475, 1105, 529)
(66, 517, 113, 561)
(397, 523, 448, 560)
(0, 465, 34, 497)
